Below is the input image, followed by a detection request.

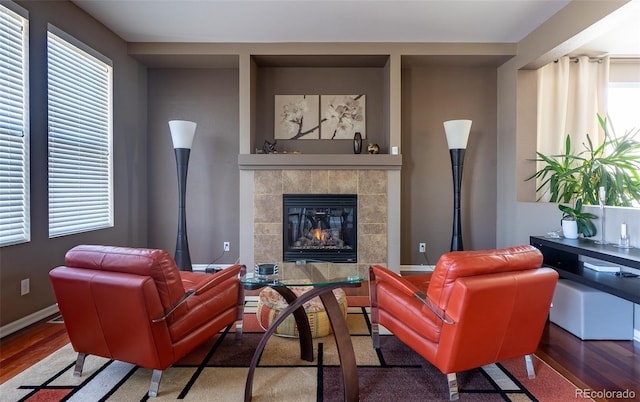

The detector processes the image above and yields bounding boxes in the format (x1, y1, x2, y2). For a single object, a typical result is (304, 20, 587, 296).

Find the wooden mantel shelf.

(238, 154, 402, 170)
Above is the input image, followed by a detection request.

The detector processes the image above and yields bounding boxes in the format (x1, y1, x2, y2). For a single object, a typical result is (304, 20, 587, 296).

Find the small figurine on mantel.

(263, 139, 278, 154)
(259, 139, 303, 154)
(367, 143, 380, 154)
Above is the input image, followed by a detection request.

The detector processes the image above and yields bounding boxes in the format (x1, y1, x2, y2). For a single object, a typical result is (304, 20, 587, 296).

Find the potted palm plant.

(527, 114, 640, 238)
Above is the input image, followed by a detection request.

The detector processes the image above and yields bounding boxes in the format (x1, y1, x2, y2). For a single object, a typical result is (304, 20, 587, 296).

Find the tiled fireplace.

(238, 154, 402, 276)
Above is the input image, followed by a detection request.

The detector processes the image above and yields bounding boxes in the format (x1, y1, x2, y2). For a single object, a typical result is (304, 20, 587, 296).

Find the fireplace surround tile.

(254, 194, 282, 223)
(360, 233, 387, 263)
(328, 170, 358, 193)
(358, 194, 387, 224)
(254, 233, 281, 264)
(360, 223, 386, 235)
(310, 170, 330, 191)
(358, 170, 387, 194)
(283, 170, 317, 193)
(254, 222, 281, 235)
(254, 170, 282, 194)
(252, 169, 388, 268)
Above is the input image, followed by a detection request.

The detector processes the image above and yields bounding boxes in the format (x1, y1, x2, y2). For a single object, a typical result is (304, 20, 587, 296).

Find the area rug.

(1, 305, 585, 401)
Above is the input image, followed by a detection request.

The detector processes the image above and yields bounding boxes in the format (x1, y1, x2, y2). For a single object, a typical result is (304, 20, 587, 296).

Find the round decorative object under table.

(256, 286, 348, 338)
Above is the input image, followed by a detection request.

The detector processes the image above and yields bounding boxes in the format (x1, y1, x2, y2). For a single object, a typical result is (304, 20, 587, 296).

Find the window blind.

(47, 29, 113, 237)
(0, 5, 29, 246)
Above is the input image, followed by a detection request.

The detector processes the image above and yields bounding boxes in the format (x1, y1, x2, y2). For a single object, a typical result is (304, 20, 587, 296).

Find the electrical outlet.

(223, 242, 230, 252)
(419, 243, 426, 253)
(21, 278, 30, 296)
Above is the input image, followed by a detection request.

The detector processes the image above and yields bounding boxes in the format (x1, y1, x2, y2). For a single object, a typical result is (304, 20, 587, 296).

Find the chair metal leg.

(236, 284, 245, 345)
(525, 354, 536, 379)
(369, 265, 380, 352)
(149, 369, 163, 398)
(372, 322, 380, 349)
(447, 372, 459, 400)
(74, 353, 87, 377)
(235, 319, 243, 345)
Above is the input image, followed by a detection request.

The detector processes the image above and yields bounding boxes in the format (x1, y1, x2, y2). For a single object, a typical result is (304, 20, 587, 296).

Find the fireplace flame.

(313, 228, 324, 241)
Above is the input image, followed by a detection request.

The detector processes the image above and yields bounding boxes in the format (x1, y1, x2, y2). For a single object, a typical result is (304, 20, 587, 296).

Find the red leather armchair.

(49, 245, 245, 397)
(369, 245, 558, 400)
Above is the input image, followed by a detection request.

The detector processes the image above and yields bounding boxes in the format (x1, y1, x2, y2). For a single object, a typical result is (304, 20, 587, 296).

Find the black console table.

(530, 236, 640, 305)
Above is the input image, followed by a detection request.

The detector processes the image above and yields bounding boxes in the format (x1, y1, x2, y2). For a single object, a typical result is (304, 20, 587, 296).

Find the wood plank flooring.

(1, 313, 639, 401)
(0, 316, 69, 384)
(537, 323, 640, 401)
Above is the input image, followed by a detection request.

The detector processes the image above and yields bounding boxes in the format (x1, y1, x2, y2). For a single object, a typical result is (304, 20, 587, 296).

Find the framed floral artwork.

(320, 95, 366, 139)
(274, 95, 320, 140)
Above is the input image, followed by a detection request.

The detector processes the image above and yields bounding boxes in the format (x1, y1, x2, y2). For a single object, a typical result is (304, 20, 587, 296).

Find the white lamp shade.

(169, 120, 197, 149)
(444, 120, 472, 150)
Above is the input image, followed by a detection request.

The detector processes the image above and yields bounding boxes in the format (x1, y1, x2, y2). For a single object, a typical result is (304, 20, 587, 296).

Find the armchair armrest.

(414, 291, 455, 325)
(152, 265, 244, 323)
(152, 289, 195, 323)
(193, 264, 243, 296)
(370, 265, 421, 297)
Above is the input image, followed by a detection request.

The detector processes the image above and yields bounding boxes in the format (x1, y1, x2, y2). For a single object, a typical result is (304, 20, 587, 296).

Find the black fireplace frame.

(283, 194, 357, 262)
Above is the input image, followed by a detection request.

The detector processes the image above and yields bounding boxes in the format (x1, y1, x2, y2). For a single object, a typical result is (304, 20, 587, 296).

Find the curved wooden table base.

(244, 282, 360, 402)
(270, 286, 314, 361)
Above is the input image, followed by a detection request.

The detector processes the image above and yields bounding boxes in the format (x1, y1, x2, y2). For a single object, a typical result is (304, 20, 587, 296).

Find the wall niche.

(251, 54, 391, 154)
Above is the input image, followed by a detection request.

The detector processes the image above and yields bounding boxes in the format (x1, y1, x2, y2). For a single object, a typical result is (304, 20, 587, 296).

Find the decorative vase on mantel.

(353, 132, 362, 154)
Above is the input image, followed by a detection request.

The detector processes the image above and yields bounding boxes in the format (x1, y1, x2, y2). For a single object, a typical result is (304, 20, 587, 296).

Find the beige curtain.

(537, 55, 610, 155)
(536, 55, 610, 200)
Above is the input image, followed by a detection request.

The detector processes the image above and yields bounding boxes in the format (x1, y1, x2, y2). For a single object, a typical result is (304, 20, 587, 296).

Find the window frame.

(47, 25, 113, 238)
(0, 2, 30, 247)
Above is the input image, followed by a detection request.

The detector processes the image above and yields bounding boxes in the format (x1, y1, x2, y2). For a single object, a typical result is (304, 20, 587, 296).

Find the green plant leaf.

(578, 217, 597, 237)
(526, 113, 640, 208)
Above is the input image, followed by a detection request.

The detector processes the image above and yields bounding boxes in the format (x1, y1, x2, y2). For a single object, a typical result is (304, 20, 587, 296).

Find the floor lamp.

(444, 119, 472, 252)
(169, 120, 197, 271)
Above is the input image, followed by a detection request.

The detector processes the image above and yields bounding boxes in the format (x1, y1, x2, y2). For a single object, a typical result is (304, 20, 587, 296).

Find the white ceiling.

(569, 0, 640, 57)
(72, 0, 570, 43)
(71, 0, 639, 57)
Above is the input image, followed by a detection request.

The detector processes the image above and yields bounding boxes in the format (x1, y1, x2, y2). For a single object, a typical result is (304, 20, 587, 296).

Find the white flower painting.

(320, 95, 366, 139)
(274, 95, 320, 140)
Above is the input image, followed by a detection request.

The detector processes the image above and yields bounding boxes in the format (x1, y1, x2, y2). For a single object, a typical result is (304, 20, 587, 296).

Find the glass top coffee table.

(241, 260, 363, 402)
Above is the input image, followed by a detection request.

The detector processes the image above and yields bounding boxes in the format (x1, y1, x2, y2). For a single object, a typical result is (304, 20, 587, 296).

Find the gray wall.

(147, 69, 240, 266)
(401, 65, 498, 263)
(0, 0, 148, 326)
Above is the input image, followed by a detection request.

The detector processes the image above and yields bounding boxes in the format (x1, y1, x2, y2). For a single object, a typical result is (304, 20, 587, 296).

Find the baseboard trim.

(192, 263, 231, 272)
(635, 329, 640, 342)
(400, 264, 435, 273)
(0, 304, 59, 339)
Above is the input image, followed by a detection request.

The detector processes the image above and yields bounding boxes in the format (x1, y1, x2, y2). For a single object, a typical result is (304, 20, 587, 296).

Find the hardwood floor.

(0, 315, 69, 384)
(1, 314, 639, 401)
(537, 323, 640, 401)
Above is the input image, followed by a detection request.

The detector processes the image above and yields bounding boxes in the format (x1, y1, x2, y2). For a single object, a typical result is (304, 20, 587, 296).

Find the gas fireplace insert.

(283, 194, 357, 262)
